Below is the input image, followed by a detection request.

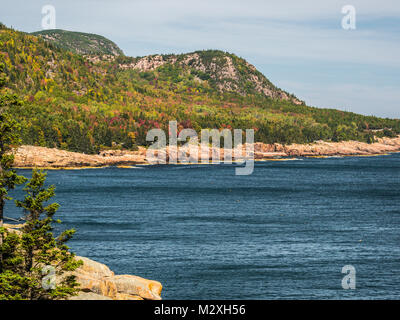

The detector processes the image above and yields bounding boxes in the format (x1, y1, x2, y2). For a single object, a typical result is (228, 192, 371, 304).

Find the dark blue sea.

(6, 154, 400, 299)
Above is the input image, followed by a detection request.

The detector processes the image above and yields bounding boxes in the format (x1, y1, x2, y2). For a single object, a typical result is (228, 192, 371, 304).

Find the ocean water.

(6, 154, 400, 299)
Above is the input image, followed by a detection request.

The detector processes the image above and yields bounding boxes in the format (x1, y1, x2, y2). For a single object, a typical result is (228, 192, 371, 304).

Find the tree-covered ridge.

(31, 29, 124, 56)
(0, 23, 399, 154)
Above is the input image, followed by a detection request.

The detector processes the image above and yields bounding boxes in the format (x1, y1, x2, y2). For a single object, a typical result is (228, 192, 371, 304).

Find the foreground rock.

(69, 256, 162, 300)
(12, 136, 400, 168)
(2, 224, 162, 300)
(68, 292, 113, 300)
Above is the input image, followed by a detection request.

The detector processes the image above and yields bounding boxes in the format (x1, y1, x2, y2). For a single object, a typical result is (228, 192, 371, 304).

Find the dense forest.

(0, 23, 399, 154)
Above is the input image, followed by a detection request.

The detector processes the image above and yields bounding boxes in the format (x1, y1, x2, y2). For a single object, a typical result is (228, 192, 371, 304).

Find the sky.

(1, 0, 399, 118)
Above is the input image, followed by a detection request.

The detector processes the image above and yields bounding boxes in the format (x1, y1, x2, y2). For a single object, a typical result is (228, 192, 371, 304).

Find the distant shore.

(12, 136, 400, 169)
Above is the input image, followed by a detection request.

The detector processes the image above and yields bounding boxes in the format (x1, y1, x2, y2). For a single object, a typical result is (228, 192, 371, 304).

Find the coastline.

(3, 224, 163, 300)
(12, 135, 400, 169)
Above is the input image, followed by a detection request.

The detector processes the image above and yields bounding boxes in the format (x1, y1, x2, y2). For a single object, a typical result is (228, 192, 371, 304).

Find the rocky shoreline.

(3, 224, 163, 300)
(67, 256, 162, 300)
(12, 136, 400, 169)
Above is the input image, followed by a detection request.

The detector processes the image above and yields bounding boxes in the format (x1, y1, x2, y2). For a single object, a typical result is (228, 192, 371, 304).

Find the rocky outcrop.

(107, 275, 162, 300)
(2, 224, 162, 300)
(118, 50, 302, 104)
(2, 223, 24, 235)
(69, 292, 113, 300)
(68, 256, 162, 300)
(13, 145, 148, 168)
(12, 136, 400, 169)
(249, 136, 400, 158)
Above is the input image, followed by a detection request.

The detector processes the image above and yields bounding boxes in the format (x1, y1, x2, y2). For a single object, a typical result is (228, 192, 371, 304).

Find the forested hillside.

(32, 29, 124, 56)
(1, 23, 399, 154)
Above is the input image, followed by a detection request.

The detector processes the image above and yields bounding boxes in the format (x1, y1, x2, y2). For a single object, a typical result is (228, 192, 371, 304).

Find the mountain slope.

(1, 23, 399, 154)
(31, 29, 124, 56)
(116, 50, 302, 104)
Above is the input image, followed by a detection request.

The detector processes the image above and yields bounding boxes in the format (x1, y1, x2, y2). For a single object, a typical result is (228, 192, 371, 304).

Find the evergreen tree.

(0, 170, 82, 300)
(0, 62, 81, 300)
(0, 62, 26, 266)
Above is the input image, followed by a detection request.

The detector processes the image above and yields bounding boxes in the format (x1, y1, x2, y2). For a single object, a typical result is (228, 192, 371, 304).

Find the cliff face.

(3, 224, 162, 300)
(12, 136, 400, 169)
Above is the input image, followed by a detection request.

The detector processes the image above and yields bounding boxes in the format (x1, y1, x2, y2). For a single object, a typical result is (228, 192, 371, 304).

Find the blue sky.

(2, 0, 399, 118)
